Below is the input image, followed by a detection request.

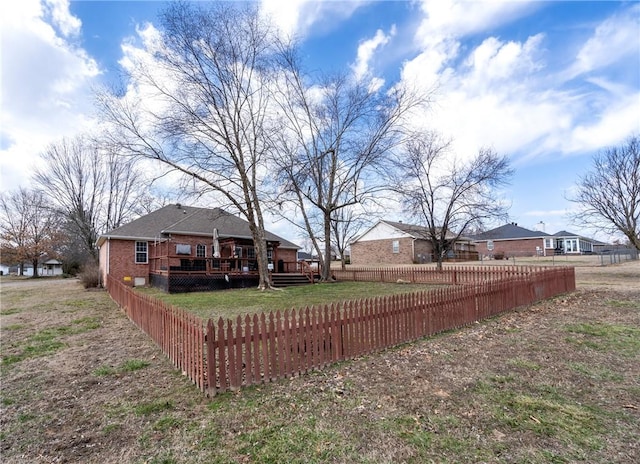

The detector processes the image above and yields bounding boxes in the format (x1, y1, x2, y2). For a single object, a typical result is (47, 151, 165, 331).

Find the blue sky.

(1, 0, 639, 243)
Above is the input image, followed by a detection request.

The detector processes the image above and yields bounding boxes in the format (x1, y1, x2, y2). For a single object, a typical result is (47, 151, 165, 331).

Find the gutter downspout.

(412, 237, 416, 263)
(106, 238, 110, 285)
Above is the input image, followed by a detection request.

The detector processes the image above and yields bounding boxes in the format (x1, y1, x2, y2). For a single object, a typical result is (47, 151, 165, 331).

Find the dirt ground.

(1, 260, 638, 463)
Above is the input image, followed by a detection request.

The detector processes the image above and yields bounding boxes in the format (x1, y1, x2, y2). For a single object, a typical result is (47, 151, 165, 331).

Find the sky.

(1, 0, 639, 244)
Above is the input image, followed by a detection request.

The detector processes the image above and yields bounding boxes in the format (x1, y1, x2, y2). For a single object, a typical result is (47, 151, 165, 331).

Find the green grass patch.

(237, 417, 343, 464)
(93, 366, 117, 376)
(0, 307, 21, 316)
(507, 357, 541, 371)
(606, 298, 640, 309)
(2, 334, 65, 366)
(2, 319, 103, 368)
(137, 281, 443, 320)
(102, 423, 121, 435)
(135, 400, 174, 416)
(121, 359, 150, 372)
(2, 324, 26, 331)
(474, 378, 605, 452)
(93, 358, 150, 377)
(72, 316, 101, 330)
(565, 323, 640, 357)
(567, 362, 624, 382)
(153, 415, 182, 432)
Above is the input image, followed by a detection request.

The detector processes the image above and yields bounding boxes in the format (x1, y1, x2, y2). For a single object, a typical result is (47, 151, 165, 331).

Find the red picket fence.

(331, 265, 536, 284)
(107, 275, 207, 392)
(107, 266, 575, 396)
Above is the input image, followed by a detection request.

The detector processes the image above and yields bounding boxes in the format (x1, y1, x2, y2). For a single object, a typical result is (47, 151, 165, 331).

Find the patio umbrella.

(213, 228, 221, 258)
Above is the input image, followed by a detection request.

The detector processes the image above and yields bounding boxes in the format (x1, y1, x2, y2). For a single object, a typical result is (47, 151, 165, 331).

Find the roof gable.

(471, 223, 550, 241)
(353, 220, 471, 243)
(98, 204, 299, 249)
(553, 230, 579, 237)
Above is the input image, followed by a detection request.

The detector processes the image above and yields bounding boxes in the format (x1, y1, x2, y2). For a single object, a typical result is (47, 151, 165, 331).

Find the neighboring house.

(551, 231, 595, 254)
(40, 259, 63, 276)
(97, 204, 300, 292)
(471, 223, 597, 257)
(0, 260, 62, 276)
(349, 220, 477, 265)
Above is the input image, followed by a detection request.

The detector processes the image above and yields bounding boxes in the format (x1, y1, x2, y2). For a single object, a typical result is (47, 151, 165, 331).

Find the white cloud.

(415, 0, 535, 42)
(566, 4, 640, 79)
(400, 1, 640, 166)
(0, 0, 100, 192)
(259, 0, 368, 41)
(568, 93, 640, 152)
(351, 26, 396, 81)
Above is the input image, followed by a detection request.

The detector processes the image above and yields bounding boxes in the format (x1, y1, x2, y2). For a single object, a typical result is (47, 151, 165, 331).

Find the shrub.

(62, 260, 82, 276)
(494, 252, 505, 260)
(79, 263, 102, 288)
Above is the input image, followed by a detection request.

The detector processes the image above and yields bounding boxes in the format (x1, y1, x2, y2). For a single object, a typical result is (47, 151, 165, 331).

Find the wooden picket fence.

(107, 275, 207, 391)
(331, 265, 535, 284)
(107, 266, 575, 395)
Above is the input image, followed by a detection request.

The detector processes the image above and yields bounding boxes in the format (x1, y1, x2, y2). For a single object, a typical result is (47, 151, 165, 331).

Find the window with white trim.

(135, 241, 148, 264)
(196, 244, 206, 258)
(544, 238, 554, 249)
(392, 240, 400, 254)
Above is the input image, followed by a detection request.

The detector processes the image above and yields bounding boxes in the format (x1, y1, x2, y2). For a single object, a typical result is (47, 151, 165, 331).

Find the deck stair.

(271, 273, 312, 288)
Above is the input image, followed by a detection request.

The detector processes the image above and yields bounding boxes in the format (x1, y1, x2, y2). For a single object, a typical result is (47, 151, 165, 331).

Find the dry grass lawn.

(1, 259, 638, 463)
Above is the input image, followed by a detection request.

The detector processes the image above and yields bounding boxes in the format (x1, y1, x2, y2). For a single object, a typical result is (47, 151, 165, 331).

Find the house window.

(544, 238, 554, 249)
(234, 246, 243, 258)
(135, 241, 148, 264)
(247, 247, 256, 259)
(392, 240, 400, 254)
(267, 248, 273, 260)
(176, 244, 191, 255)
(196, 244, 206, 258)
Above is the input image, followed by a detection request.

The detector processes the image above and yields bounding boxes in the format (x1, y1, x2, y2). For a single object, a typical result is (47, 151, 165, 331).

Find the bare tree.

(569, 135, 640, 251)
(271, 50, 427, 280)
(330, 204, 372, 270)
(394, 132, 513, 270)
(34, 135, 143, 264)
(0, 189, 61, 277)
(97, 2, 282, 290)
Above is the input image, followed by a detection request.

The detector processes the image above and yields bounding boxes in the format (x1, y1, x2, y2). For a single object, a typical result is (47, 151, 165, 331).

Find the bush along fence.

(107, 266, 575, 396)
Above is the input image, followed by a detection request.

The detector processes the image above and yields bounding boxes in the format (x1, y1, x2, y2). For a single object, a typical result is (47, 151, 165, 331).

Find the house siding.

(475, 238, 545, 257)
(103, 239, 150, 287)
(351, 237, 417, 265)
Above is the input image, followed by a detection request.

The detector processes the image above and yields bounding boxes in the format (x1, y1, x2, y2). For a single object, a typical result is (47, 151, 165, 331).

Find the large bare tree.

(97, 2, 282, 289)
(0, 189, 61, 277)
(34, 135, 143, 263)
(569, 135, 640, 250)
(271, 50, 426, 280)
(394, 132, 513, 270)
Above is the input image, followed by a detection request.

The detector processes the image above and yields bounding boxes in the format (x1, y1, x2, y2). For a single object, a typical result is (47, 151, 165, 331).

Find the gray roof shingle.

(470, 223, 550, 241)
(382, 221, 473, 241)
(98, 204, 299, 249)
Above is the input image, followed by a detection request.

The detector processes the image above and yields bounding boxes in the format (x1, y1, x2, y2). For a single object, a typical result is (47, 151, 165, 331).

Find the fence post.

(206, 319, 216, 396)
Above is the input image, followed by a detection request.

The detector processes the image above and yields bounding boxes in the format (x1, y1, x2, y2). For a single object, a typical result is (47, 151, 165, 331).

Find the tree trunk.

(32, 259, 39, 278)
(251, 226, 271, 290)
(322, 213, 333, 281)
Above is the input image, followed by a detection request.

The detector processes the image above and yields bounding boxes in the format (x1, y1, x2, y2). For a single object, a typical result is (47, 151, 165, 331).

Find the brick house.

(349, 220, 477, 265)
(471, 223, 596, 258)
(97, 204, 300, 292)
